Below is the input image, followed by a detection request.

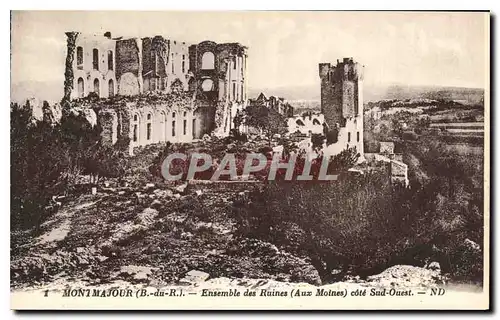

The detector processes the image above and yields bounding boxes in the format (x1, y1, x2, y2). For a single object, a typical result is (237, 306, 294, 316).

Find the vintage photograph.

(10, 11, 489, 310)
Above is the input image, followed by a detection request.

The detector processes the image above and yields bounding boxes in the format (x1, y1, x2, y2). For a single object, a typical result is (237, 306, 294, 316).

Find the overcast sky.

(11, 11, 488, 92)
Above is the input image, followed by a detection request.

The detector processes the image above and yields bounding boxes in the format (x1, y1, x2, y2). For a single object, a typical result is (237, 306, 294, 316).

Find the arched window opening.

(132, 114, 140, 143)
(296, 119, 305, 126)
(188, 77, 196, 91)
(192, 119, 196, 139)
(76, 47, 83, 65)
(108, 79, 114, 97)
(313, 118, 321, 125)
(77, 77, 84, 98)
(160, 112, 166, 142)
(201, 52, 215, 70)
(146, 113, 153, 141)
(93, 78, 100, 97)
(93, 48, 99, 70)
(171, 53, 175, 73)
(107, 50, 114, 71)
(172, 112, 176, 137)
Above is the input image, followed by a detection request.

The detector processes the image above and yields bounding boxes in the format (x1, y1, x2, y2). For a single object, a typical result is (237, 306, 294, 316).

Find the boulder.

(150, 199, 162, 209)
(464, 238, 481, 251)
(96, 255, 108, 262)
(175, 183, 189, 194)
(118, 265, 157, 282)
(367, 265, 443, 288)
(76, 256, 89, 266)
(180, 232, 194, 240)
(135, 208, 159, 226)
(153, 189, 175, 198)
(180, 270, 210, 284)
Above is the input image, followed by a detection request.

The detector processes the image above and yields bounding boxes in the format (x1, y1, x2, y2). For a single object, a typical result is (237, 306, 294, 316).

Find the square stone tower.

(319, 57, 364, 157)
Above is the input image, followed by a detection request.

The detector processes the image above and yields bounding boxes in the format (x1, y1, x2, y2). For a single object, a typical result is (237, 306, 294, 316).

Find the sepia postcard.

(10, 10, 490, 310)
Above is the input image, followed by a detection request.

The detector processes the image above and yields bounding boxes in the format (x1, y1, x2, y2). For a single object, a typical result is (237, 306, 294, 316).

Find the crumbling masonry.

(319, 58, 408, 185)
(63, 32, 248, 150)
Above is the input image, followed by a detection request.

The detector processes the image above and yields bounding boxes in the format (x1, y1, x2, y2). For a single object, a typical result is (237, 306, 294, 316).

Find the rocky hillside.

(11, 178, 323, 289)
(11, 175, 455, 296)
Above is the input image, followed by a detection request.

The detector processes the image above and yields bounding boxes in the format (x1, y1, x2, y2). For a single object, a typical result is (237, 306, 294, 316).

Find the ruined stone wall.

(319, 63, 343, 128)
(141, 37, 191, 93)
(141, 37, 155, 78)
(166, 39, 190, 91)
(65, 33, 248, 142)
(98, 109, 118, 145)
(191, 41, 220, 95)
(116, 39, 140, 79)
(390, 160, 409, 187)
(380, 142, 395, 155)
(96, 93, 198, 150)
(63, 32, 78, 103)
(65, 32, 117, 100)
(189, 41, 247, 137)
(288, 113, 324, 135)
(116, 38, 143, 96)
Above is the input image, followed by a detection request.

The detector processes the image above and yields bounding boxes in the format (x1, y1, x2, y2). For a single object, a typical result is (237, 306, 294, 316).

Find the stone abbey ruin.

(57, 31, 407, 184)
(63, 32, 248, 151)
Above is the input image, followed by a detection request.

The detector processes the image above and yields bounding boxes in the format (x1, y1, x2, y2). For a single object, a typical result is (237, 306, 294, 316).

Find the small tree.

(233, 109, 245, 134)
(81, 144, 128, 185)
(328, 147, 360, 173)
(245, 105, 288, 144)
(311, 133, 325, 152)
(325, 125, 339, 145)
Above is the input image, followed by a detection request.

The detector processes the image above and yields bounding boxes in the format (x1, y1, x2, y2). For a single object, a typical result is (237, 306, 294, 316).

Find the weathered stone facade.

(63, 32, 248, 150)
(67, 32, 117, 100)
(319, 58, 364, 158)
(188, 41, 248, 136)
(94, 96, 197, 147)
